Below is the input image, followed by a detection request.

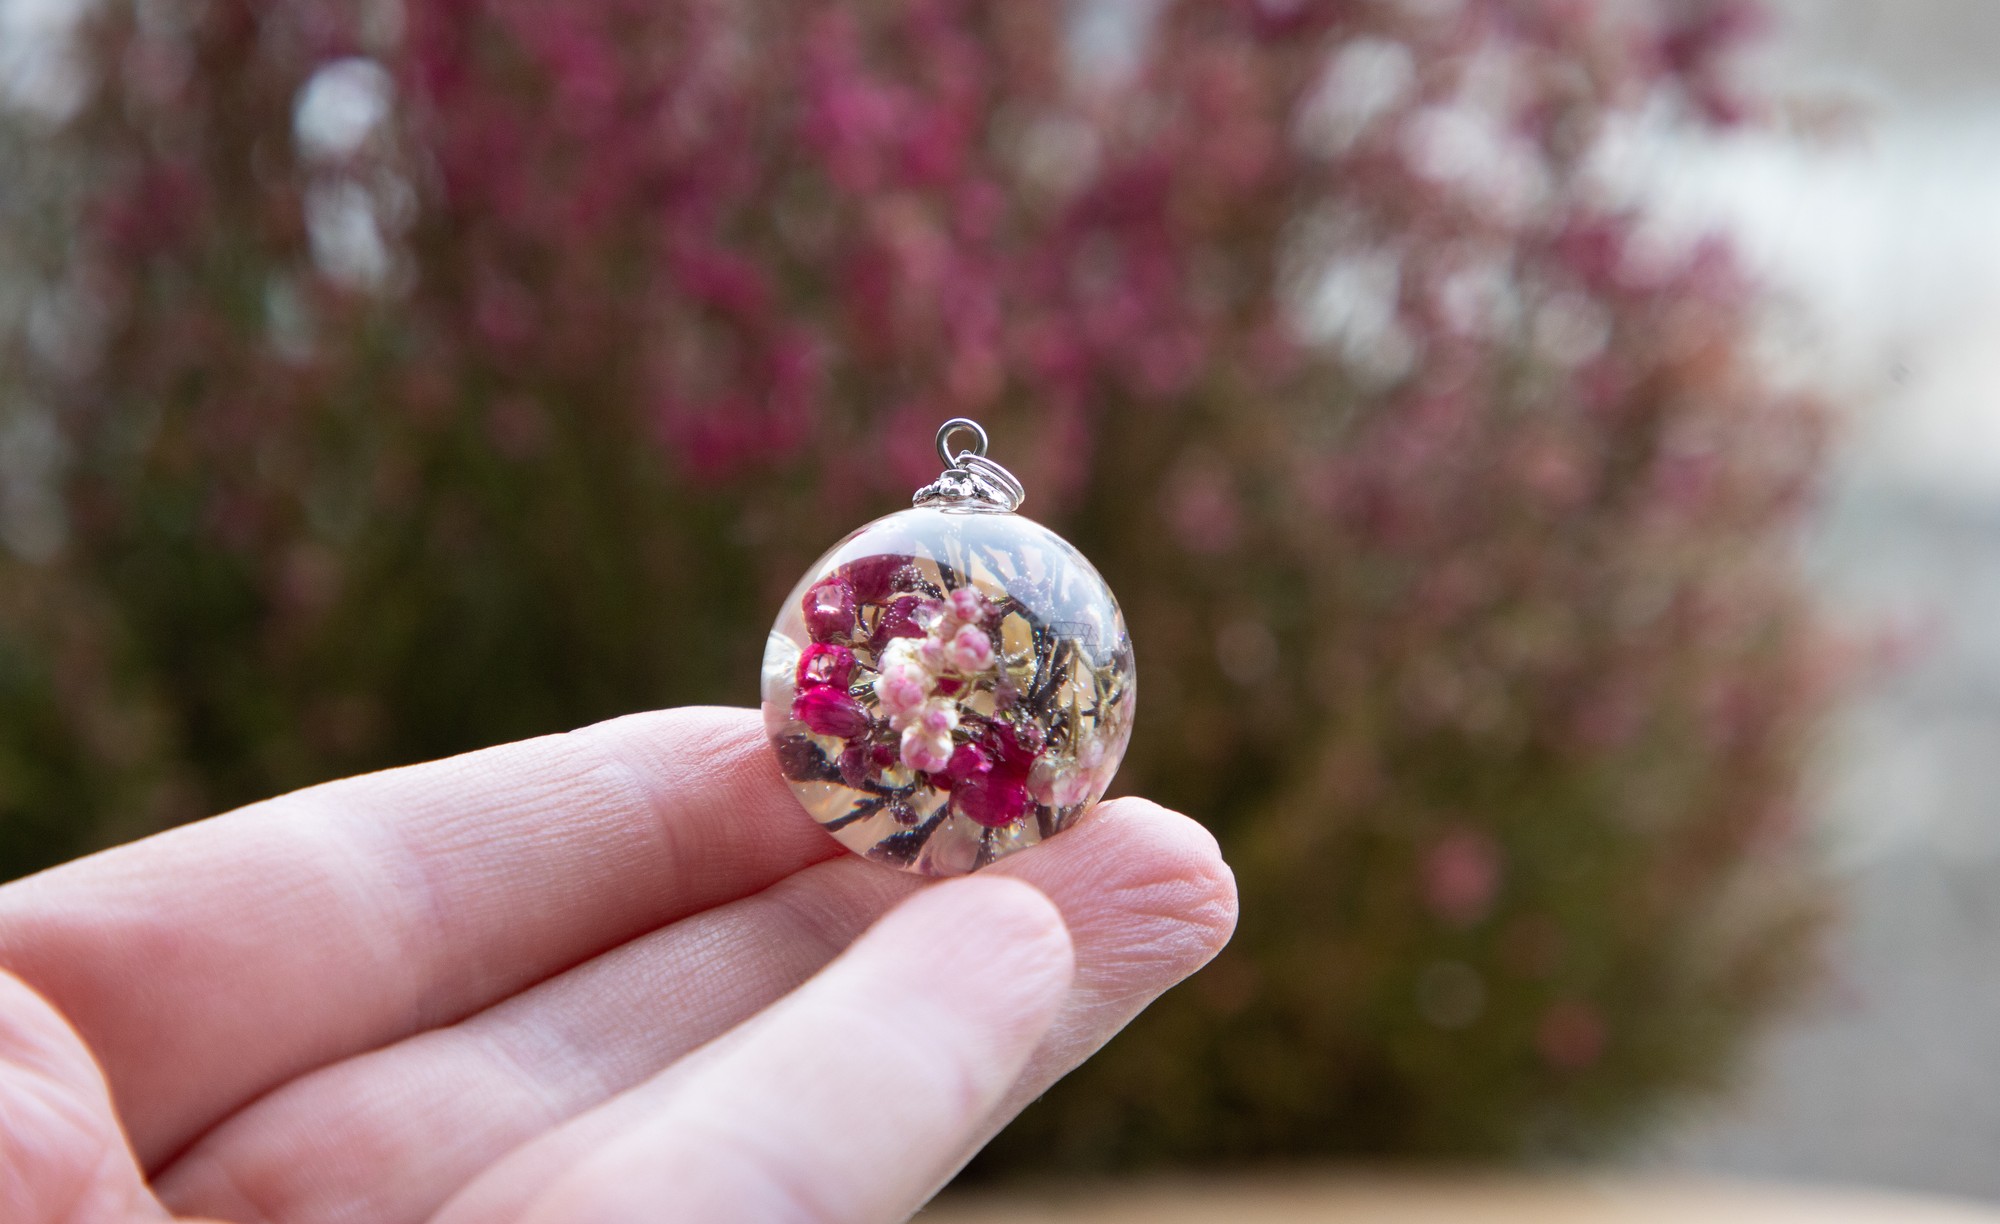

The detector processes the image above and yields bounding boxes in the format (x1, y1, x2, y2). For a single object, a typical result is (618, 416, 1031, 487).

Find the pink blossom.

(871, 594, 927, 647)
(917, 637, 949, 672)
(953, 768, 1030, 828)
(948, 624, 994, 672)
(982, 718, 1044, 773)
(899, 724, 953, 774)
(802, 576, 857, 642)
(1029, 756, 1091, 809)
(873, 668, 929, 721)
(914, 699, 959, 738)
(947, 741, 991, 784)
(792, 686, 869, 739)
(841, 553, 915, 603)
(947, 586, 985, 623)
(795, 643, 856, 691)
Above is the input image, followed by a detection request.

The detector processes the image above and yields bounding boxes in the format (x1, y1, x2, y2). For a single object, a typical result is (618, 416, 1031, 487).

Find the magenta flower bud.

(983, 717, 1044, 772)
(792, 686, 870, 739)
(946, 741, 991, 783)
(796, 643, 856, 691)
(841, 554, 915, 603)
(871, 594, 926, 647)
(953, 770, 1030, 828)
(802, 576, 857, 642)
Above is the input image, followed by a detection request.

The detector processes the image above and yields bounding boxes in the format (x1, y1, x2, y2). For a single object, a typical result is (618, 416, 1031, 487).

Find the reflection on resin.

(763, 506, 1136, 876)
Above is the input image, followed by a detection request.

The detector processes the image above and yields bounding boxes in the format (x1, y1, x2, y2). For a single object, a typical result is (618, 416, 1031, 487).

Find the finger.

(0, 707, 839, 1166)
(0, 969, 161, 1223)
(520, 875, 1073, 1224)
(158, 799, 1229, 1224)
(976, 797, 1238, 1142)
(156, 854, 922, 1224)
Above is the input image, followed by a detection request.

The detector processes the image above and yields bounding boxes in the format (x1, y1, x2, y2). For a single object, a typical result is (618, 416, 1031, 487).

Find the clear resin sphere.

(762, 506, 1136, 875)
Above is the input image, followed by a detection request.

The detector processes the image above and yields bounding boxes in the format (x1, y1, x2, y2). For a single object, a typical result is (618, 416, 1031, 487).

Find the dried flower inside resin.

(762, 436, 1135, 874)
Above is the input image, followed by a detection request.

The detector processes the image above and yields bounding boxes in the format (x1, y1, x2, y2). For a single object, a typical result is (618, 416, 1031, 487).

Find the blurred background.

(1, 0, 1996, 1214)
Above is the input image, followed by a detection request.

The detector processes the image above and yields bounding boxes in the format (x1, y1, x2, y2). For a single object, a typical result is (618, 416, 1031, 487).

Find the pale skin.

(0, 707, 1239, 1224)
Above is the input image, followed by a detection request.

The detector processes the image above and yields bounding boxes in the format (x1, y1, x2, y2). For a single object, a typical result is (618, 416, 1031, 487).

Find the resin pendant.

(762, 419, 1136, 876)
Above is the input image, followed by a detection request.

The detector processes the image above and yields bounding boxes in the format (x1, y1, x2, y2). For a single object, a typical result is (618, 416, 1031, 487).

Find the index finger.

(0, 706, 839, 1167)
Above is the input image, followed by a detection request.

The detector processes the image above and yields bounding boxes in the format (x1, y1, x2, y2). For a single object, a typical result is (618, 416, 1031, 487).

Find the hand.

(0, 707, 1236, 1223)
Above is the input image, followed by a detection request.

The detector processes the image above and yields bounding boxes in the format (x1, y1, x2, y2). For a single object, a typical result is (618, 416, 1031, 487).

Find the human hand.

(0, 707, 1236, 1223)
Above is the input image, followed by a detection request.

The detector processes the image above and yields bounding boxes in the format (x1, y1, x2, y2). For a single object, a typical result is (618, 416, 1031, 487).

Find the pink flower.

(914, 698, 959, 737)
(953, 768, 1030, 828)
(951, 722, 1038, 827)
(948, 624, 994, 672)
(900, 724, 953, 773)
(871, 594, 926, 647)
(947, 586, 984, 623)
(1028, 755, 1091, 808)
(876, 673, 927, 718)
(917, 637, 949, 672)
(946, 741, 991, 783)
(796, 643, 856, 690)
(982, 717, 1043, 772)
(840, 553, 915, 603)
(802, 576, 857, 642)
(793, 685, 869, 739)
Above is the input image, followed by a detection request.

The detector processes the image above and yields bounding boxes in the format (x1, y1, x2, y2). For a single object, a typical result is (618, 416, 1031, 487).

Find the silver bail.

(913, 417, 1026, 512)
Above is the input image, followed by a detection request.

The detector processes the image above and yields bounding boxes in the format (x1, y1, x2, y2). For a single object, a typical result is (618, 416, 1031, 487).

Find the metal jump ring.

(959, 453, 1026, 510)
(935, 418, 989, 468)
(918, 417, 1024, 511)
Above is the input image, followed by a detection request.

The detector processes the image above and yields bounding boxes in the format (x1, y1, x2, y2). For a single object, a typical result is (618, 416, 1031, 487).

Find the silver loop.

(914, 417, 1025, 512)
(935, 418, 989, 468)
(959, 453, 1026, 510)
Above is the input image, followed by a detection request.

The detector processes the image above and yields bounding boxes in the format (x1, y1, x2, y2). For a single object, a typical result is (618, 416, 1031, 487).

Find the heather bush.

(0, 0, 1836, 1166)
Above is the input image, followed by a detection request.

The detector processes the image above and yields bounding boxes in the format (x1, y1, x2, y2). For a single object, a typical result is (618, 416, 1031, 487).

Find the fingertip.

(1092, 794, 1223, 859)
(997, 795, 1239, 997)
(1089, 797, 1238, 925)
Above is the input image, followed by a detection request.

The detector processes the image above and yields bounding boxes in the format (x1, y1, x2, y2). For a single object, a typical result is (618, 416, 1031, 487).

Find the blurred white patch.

(1533, 291, 1612, 368)
(1067, 0, 1163, 90)
(305, 180, 391, 289)
(1296, 36, 1416, 154)
(1298, 245, 1414, 383)
(264, 275, 315, 363)
(24, 278, 105, 378)
(0, 0, 93, 121)
(1595, 101, 2000, 503)
(1401, 101, 1550, 225)
(1435, 245, 1520, 340)
(294, 57, 393, 161)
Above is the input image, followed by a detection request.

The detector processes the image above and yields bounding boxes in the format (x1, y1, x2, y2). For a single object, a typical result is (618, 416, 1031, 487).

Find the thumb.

(0, 967, 164, 1223)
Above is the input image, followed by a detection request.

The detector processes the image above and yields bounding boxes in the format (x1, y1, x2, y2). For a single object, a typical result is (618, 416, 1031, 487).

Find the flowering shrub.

(0, 0, 1835, 1166)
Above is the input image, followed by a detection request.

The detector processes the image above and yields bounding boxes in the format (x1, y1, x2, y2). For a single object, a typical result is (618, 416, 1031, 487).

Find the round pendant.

(761, 420, 1136, 875)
